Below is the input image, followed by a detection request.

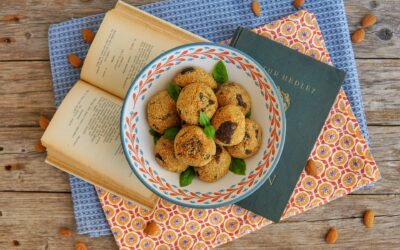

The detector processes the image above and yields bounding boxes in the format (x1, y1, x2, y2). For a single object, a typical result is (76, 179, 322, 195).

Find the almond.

(325, 227, 338, 244)
(75, 242, 88, 250)
(352, 28, 365, 43)
(35, 141, 46, 153)
(81, 28, 95, 43)
(39, 115, 49, 130)
(68, 54, 82, 68)
(251, 0, 261, 17)
(363, 210, 375, 228)
(59, 227, 73, 237)
(293, 0, 305, 9)
(144, 221, 160, 236)
(361, 14, 377, 28)
(305, 159, 319, 177)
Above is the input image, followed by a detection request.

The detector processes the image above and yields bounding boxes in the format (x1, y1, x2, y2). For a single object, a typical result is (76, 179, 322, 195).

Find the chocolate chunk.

(199, 92, 205, 101)
(181, 67, 194, 74)
(155, 153, 163, 162)
(208, 99, 215, 105)
(244, 132, 250, 141)
(245, 149, 252, 155)
(215, 145, 222, 163)
(236, 94, 247, 108)
(152, 124, 160, 130)
(255, 129, 259, 139)
(216, 121, 237, 144)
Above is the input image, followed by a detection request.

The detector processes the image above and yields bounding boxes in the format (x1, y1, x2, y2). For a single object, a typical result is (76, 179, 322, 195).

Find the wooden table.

(0, 0, 399, 249)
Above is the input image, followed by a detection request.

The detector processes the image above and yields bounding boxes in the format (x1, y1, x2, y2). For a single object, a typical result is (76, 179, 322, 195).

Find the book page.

(41, 80, 157, 206)
(81, 1, 207, 99)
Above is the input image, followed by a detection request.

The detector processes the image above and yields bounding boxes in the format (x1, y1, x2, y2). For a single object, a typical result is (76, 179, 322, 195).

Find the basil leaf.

(167, 82, 181, 101)
(163, 127, 181, 140)
(180, 166, 196, 187)
(229, 158, 246, 175)
(212, 61, 229, 84)
(149, 129, 161, 144)
(245, 110, 251, 118)
(199, 112, 210, 127)
(203, 125, 215, 139)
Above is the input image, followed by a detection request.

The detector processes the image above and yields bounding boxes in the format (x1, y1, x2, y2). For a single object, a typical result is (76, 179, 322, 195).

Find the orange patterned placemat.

(96, 10, 380, 249)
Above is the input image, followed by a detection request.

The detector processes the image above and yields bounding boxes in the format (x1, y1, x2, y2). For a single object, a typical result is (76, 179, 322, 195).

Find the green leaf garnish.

(163, 127, 181, 140)
(199, 112, 210, 127)
(212, 61, 229, 84)
(245, 110, 251, 118)
(229, 158, 246, 175)
(149, 129, 161, 144)
(199, 112, 214, 138)
(203, 125, 215, 139)
(180, 166, 196, 187)
(167, 82, 181, 101)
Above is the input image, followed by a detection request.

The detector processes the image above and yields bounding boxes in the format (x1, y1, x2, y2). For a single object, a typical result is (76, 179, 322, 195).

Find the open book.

(42, 1, 206, 208)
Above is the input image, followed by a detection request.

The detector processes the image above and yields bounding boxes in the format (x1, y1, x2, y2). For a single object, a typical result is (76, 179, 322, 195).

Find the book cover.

(230, 27, 346, 222)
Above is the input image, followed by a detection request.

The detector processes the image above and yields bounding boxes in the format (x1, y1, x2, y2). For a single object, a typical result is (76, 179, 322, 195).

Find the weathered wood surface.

(0, 192, 399, 249)
(0, 0, 399, 249)
(0, 126, 399, 194)
(0, 0, 399, 60)
(0, 59, 398, 127)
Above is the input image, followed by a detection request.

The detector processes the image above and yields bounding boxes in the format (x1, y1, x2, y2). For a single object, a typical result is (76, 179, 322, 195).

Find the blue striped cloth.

(48, 0, 368, 237)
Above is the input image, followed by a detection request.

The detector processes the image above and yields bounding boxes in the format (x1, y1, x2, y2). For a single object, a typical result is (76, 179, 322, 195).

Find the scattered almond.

(144, 221, 160, 236)
(251, 0, 261, 17)
(59, 227, 73, 237)
(81, 28, 95, 43)
(325, 227, 338, 244)
(68, 54, 82, 68)
(352, 28, 365, 43)
(361, 14, 377, 28)
(363, 210, 375, 228)
(35, 141, 46, 153)
(39, 115, 49, 130)
(75, 242, 88, 250)
(305, 159, 319, 177)
(293, 0, 305, 9)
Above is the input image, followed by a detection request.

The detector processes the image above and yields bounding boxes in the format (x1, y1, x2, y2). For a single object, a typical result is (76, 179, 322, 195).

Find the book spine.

(229, 27, 244, 47)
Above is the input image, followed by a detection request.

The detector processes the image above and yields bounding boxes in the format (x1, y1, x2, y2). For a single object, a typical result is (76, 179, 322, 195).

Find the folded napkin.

(94, 11, 380, 249)
(48, 0, 370, 236)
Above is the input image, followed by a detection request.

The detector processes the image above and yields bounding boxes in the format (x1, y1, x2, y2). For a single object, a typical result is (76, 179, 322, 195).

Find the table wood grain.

(0, 0, 399, 249)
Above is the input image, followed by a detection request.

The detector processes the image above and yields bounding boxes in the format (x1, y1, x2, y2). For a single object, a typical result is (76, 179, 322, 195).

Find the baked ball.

(173, 67, 217, 89)
(174, 126, 216, 167)
(215, 82, 251, 114)
(196, 145, 231, 182)
(226, 119, 262, 158)
(211, 105, 245, 146)
(147, 90, 181, 134)
(176, 83, 218, 125)
(155, 137, 189, 173)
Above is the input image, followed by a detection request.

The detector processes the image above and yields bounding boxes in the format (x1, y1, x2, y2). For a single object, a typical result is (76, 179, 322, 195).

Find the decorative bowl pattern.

(121, 43, 286, 208)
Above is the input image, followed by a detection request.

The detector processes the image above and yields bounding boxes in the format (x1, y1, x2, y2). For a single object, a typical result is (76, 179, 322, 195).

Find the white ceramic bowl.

(121, 43, 286, 208)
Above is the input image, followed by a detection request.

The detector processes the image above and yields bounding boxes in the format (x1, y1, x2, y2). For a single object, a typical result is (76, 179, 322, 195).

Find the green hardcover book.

(231, 27, 346, 222)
